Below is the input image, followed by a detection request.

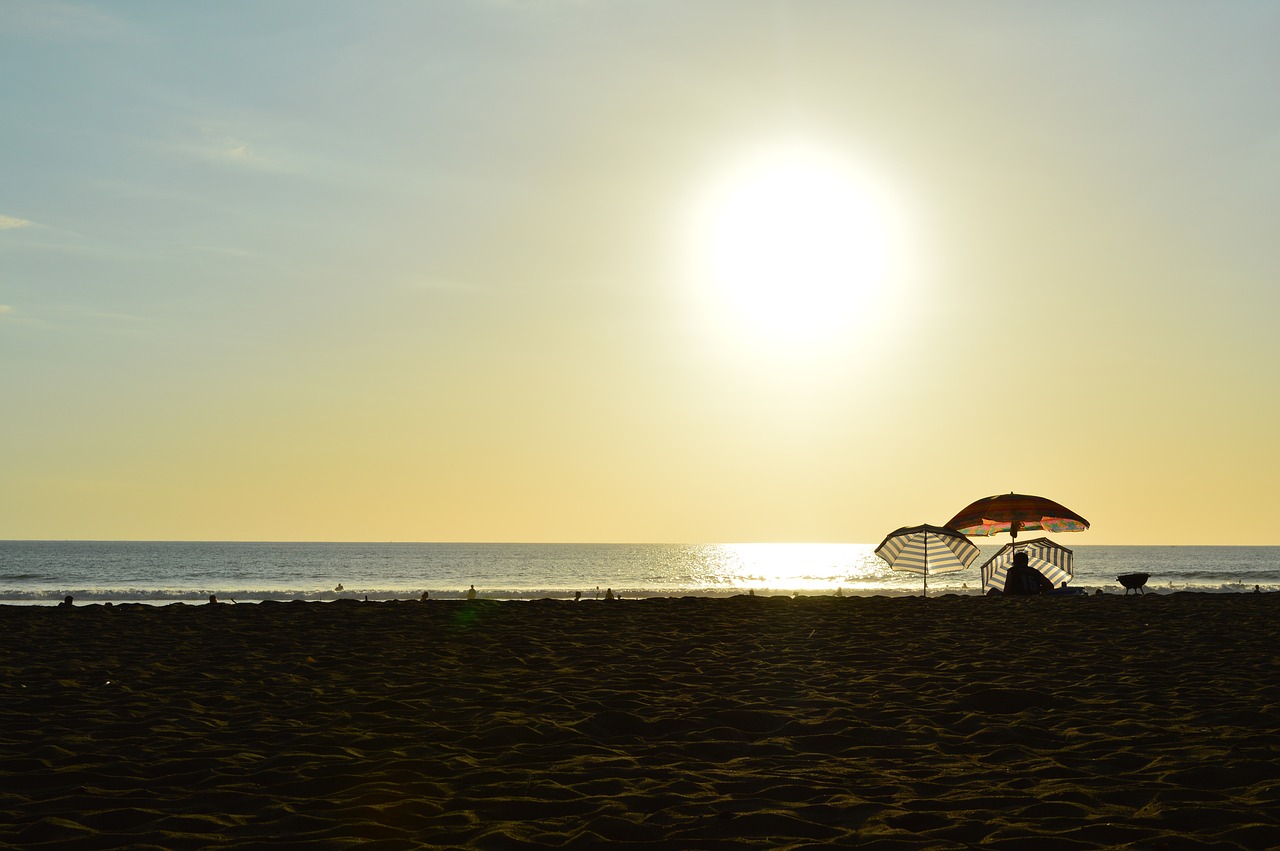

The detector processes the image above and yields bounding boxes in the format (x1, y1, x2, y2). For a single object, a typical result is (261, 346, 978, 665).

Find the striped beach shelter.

(874, 524, 980, 597)
(980, 537, 1073, 592)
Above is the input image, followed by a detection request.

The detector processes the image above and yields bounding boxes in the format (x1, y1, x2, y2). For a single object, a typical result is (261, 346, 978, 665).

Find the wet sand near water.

(3, 594, 1279, 849)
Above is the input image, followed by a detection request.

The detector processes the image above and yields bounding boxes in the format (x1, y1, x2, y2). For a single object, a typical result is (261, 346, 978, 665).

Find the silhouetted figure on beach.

(574, 590, 581, 602)
(208, 595, 218, 604)
(420, 591, 430, 601)
(1004, 552, 1052, 595)
(604, 588, 614, 601)
(335, 583, 344, 593)
(58, 595, 73, 607)
(466, 585, 477, 601)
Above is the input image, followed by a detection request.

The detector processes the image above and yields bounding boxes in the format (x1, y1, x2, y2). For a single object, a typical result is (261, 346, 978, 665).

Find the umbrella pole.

(923, 535, 928, 598)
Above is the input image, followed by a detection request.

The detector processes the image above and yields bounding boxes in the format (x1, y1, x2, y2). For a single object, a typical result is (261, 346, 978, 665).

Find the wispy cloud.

(155, 109, 371, 187)
(164, 121, 285, 171)
(0, 304, 151, 335)
(0, 0, 139, 43)
(474, 0, 595, 9)
(191, 244, 256, 259)
(199, 128, 254, 164)
(0, 214, 32, 230)
(74, 307, 148, 325)
(404, 276, 489, 293)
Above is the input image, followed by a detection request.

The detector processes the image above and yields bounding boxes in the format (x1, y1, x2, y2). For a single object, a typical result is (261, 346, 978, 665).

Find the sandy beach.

(3, 594, 1279, 849)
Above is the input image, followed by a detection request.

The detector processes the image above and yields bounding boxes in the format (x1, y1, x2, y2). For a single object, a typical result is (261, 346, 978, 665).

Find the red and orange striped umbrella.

(946, 493, 1089, 540)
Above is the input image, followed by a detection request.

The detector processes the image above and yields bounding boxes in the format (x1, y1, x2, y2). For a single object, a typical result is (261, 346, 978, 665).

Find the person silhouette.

(1005, 551, 1051, 595)
(604, 588, 614, 601)
(466, 585, 477, 601)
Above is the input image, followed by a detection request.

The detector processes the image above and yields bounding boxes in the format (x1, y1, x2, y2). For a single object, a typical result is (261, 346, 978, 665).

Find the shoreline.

(5, 595, 1279, 847)
(2, 583, 1273, 606)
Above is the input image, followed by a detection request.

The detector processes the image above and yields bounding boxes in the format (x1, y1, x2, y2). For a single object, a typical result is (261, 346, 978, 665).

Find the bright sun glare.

(689, 142, 899, 344)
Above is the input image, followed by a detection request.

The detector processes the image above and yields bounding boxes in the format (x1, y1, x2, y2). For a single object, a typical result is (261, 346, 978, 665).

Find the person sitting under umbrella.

(1004, 551, 1054, 596)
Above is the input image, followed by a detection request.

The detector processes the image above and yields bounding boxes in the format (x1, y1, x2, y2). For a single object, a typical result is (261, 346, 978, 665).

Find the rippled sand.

(4, 594, 1279, 848)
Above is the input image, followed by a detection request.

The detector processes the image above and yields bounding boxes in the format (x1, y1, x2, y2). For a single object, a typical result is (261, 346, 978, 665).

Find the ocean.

(2, 541, 1278, 605)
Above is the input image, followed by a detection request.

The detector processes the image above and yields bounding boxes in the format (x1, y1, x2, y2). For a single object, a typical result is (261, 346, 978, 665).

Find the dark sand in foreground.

(3, 594, 1280, 849)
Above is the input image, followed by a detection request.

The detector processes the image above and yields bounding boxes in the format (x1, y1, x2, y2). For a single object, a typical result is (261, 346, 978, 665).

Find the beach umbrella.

(874, 524, 980, 597)
(946, 492, 1089, 542)
(980, 537, 1074, 593)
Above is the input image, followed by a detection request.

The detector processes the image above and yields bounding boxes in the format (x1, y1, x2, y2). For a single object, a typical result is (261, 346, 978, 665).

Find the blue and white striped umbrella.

(874, 524, 980, 596)
(980, 537, 1074, 592)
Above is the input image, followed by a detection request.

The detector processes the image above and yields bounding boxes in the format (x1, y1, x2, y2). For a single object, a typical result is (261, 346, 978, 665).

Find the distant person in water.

(335, 583, 344, 593)
(466, 585, 477, 601)
(420, 591, 430, 602)
(58, 595, 73, 607)
(574, 591, 581, 602)
(604, 588, 614, 601)
(208, 595, 218, 604)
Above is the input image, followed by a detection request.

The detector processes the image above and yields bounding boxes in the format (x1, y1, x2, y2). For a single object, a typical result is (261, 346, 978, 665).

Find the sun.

(688, 142, 898, 343)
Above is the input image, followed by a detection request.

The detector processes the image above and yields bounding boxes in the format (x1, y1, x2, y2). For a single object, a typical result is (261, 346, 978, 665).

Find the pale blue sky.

(3, 2, 1279, 543)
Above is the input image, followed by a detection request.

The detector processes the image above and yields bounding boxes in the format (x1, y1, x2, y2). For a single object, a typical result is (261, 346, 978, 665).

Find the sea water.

(2, 541, 1278, 604)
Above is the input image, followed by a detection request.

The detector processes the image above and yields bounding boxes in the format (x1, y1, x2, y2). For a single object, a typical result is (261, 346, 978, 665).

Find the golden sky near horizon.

(2, 2, 1278, 544)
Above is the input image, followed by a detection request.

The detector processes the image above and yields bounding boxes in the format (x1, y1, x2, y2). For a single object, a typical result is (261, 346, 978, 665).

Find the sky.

(3, 1, 1278, 545)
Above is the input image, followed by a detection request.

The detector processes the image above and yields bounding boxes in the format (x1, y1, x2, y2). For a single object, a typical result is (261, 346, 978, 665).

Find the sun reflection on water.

(690, 542, 906, 594)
